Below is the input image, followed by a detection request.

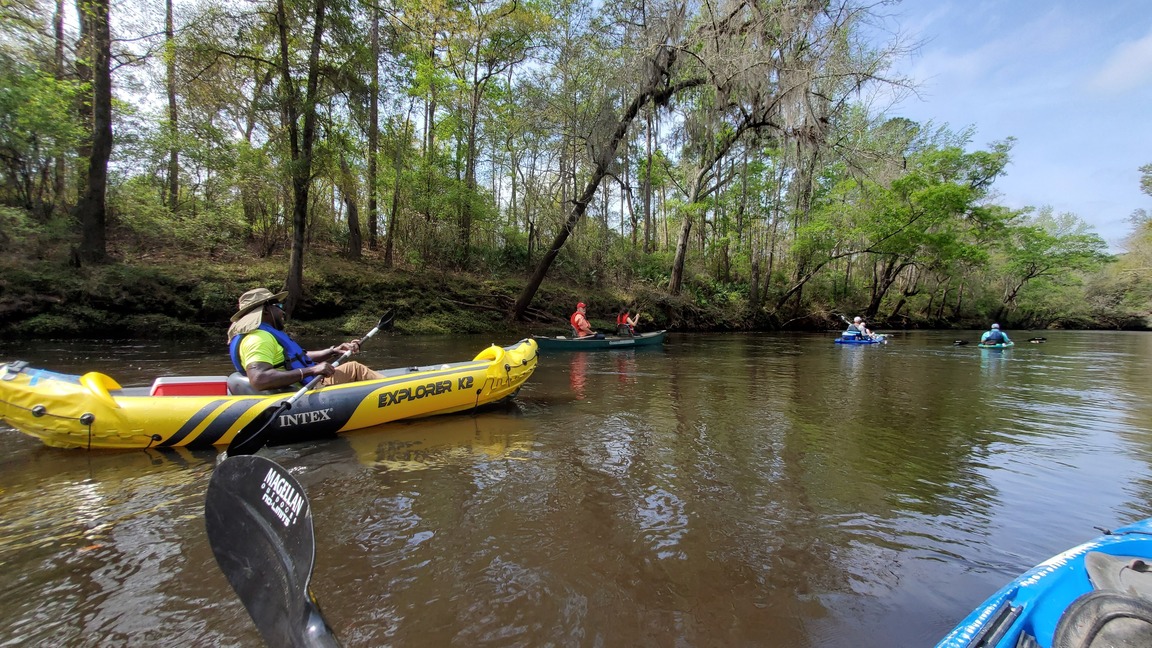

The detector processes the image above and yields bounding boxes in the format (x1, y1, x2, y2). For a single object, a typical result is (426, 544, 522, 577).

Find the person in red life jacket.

(569, 302, 603, 339)
(227, 288, 381, 392)
(615, 306, 640, 336)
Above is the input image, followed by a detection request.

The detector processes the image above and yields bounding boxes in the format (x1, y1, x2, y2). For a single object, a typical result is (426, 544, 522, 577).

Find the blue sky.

(878, 0, 1152, 249)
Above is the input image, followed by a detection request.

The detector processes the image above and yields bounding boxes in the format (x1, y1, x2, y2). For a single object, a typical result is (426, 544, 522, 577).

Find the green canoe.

(531, 330, 667, 351)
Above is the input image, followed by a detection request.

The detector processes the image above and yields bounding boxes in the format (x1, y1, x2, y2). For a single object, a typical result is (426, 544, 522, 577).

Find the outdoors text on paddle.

(260, 465, 305, 527)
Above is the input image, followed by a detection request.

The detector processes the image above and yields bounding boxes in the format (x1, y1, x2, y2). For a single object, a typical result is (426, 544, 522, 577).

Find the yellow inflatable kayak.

(0, 339, 538, 450)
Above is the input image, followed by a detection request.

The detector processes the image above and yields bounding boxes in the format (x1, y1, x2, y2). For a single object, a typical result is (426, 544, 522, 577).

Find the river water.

(1, 330, 1150, 647)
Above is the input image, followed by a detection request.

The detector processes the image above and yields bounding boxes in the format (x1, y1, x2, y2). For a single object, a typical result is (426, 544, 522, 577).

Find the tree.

(74, 0, 113, 264)
(511, 14, 705, 319)
(164, 0, 179, 212)
(0, 57, 82, 215)
(367, 5, 380, 250)
(278, 0, 329, 314)
(860, 141, 1013, 318)
(994, 208, 1109, 322)
(443, 0, 547, 263)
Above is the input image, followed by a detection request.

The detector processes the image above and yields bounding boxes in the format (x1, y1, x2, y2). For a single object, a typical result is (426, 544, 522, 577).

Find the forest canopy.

(0, 0, 1148, 334)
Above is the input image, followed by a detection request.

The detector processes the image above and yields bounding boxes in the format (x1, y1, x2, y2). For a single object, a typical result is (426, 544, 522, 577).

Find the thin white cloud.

(902, 6, 1080, 102)
(1090, 26, 1152, 93)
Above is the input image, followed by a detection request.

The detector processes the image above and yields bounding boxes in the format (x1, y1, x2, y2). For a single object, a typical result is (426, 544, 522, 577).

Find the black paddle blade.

(205, 455, 339, 648)
(378, 310, 395, 331)
(228, 402, 290, 456)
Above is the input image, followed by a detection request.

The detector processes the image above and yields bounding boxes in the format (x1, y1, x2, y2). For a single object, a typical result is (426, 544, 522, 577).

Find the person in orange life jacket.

(227, 288, 381, 392)
(570, 302, 604, 339)
(615, 306, 640, 336)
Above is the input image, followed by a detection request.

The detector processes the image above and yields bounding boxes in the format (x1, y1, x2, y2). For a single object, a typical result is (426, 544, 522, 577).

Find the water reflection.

(569, 353, 587, 399)
(344, 410, 535, 471)
(2, 332, 1152, 646)
(0, 444, 224, 646)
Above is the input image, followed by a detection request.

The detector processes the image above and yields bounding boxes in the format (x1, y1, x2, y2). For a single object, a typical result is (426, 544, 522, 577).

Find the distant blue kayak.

(936, 517, 1152, 648)
(977, 341, 1015, 349)
(833, 334, 887, 344)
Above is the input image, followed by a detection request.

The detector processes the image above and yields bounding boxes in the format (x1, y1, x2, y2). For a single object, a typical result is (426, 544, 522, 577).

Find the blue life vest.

(985, 330, 1005, 343)
(229, 324, 316, 384)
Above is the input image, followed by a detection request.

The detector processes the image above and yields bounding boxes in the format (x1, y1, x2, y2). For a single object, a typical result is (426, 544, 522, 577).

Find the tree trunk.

(52, 0, 67, 213)
(421, 45, 436, 225)
(165, 0, 179, 213)
(643, 108, 654, 253)
(384, 103, 412, 268)
(279, 0, 327, 314)
(339, 154, 362, 259)
(459, 85, 481, 263)
(669, 209, 693, 294)
(867, 257, 907, 317)
(74, 0, 93, 199)
(74, 0, 112, 264)
(512, 73, 705, 320)
(367, 7, 379, 249)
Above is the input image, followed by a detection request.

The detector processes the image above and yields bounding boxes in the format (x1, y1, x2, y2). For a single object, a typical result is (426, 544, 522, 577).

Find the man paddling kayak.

(227, 287, 381, 392)
(980, 323, 1012, 345)
(570, 302, 604, 339)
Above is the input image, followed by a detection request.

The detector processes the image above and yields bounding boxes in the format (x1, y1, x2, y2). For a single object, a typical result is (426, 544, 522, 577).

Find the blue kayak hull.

(978, 342, 1015, 349)
(833, 336, 886, 344)
(936, 517, 1152, 648)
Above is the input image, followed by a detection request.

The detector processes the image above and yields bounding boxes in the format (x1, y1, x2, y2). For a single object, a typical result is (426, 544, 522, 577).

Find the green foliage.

(12, 312, 96, 337)
(0, 0, 1139, 335)
(0, 206, 75, 258)
(109, 177, 249, 256)
(1082, 217, 1152, 327)
(0, 55, 84, 212)
(998, 209, 1109, 287)
(472, 225, 531, 272)
(0, 206, 44, 248)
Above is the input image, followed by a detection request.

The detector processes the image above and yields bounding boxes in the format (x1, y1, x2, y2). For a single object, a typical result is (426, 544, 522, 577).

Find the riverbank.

(1, 250, 1144, 340)
(0, 252, 711, 340)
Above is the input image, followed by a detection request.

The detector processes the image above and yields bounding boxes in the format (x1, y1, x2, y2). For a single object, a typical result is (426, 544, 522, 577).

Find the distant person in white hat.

(845, 316, 875, 339)
(227, 287, 381, 392)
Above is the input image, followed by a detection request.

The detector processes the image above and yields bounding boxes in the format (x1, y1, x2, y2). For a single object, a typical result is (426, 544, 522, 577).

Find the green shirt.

(238, 329, 285, 370)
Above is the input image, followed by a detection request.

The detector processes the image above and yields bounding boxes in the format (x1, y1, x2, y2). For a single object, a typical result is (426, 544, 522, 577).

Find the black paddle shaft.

(205, 455, 340, 648)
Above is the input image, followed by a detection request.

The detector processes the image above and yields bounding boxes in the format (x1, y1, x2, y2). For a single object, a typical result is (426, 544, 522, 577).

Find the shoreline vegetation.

(1, 242, 1146, 343)
(3, 1, 1151, 339)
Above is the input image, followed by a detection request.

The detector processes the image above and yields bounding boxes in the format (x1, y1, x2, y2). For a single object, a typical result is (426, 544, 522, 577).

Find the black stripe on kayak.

(159, 399, 227, 447)
(189, 399, 269, 449)
(179, 360, 502, 448)
(258, 384, 379, 444)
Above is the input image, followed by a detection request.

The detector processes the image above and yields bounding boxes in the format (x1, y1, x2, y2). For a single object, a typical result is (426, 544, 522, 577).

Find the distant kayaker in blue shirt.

(980, 323, 1012, 345)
